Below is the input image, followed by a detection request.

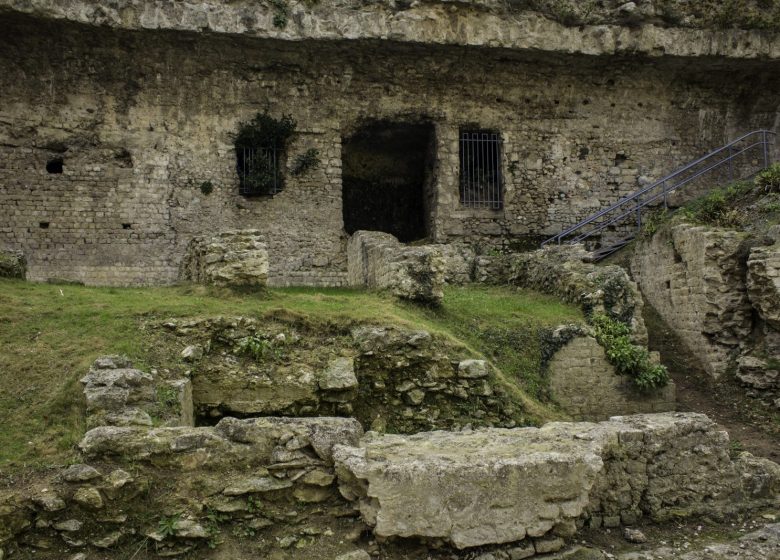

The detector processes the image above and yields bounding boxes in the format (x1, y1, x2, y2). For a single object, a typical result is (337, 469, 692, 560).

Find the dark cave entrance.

(342, 121, 435, 242)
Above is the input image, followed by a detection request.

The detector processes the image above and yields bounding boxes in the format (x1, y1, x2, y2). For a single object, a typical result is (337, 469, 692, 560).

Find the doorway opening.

(342, 121, 435, 242)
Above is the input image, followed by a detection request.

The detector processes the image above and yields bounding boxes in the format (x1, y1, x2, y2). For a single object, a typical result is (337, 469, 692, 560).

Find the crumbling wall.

(0, 12, 778, 286)
(179, 230, 269, 288)
(631, 223, 754, 378)
(347, 231, 445, 304)
(547, 335, 675, 420)
(334, 412, 780, 551)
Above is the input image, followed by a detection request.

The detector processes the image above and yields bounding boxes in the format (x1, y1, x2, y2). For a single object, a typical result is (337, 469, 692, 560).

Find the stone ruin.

(1, 354, 777, 558)
(0, 1, 778, 287)
(633, 223, 780, 409)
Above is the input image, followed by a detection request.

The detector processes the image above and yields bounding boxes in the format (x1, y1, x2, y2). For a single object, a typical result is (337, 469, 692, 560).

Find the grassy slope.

(0, 279, 581, 470)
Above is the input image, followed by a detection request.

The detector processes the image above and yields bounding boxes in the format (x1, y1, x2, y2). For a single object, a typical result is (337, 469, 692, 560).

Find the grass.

(0, 279, 582, 471)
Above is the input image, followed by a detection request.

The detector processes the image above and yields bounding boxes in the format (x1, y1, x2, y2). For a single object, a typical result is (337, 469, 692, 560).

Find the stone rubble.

(179, 230, 269, 288)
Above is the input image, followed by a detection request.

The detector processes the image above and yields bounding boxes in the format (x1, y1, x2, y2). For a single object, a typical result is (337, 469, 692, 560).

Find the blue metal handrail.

(543, 130, 777, 247)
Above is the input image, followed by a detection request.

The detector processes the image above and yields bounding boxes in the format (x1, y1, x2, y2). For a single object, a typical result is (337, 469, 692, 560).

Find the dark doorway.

(342, 121, 435, 242)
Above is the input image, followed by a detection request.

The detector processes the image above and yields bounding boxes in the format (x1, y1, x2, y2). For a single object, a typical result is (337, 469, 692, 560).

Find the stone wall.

(347, 231, 445, 304)
(631, 223, 754, 378)
(547, 335, 675, 420)
(179, 230, 269, 287)
(334, 412, 780, 551)
(0, 11, 778, 286)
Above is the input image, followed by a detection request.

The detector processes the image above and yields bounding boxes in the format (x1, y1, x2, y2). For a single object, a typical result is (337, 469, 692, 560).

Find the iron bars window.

(459, 130, 503, 209)
(237, 144, 282, 196)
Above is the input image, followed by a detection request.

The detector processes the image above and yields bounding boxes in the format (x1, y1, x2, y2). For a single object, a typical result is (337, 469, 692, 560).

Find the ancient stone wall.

(333, 412, 780, 551)
(631, 223, 754, 378)
(0, 13, 778, 286)
(347, 231, 445, 304)
(547, 335, 675, 420)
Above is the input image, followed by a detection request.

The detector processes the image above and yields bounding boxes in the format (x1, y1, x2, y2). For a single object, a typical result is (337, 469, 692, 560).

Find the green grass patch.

(422, 285, 584, 400)
(0, 280, 582, 470)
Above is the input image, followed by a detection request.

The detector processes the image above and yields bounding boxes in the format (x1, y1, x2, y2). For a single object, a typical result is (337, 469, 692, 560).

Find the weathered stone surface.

(509, 245, 647, 343)
(548, 335, 675, 421)
(3, 0, 780, 60)
(747, 242, 780, 330)
(80, 416, 363, 469)
(457, 359, 488, 379)
(334, 425, 606, 548)
(72, 487, 104, 510)
(180, 345, 203, 362)
(180, 230, 268, 287)
(54, 520, 83, 533)
(61, 464, 101, 483)
(0, 249, 25, 278)
(30, 492, 65, 512)
(632, 224, 752, 378)
(223, 477, 293, 496)
(348, 231, 445, 305)
(80, 362, 156, 428)
(334, 413, 780, 549)
(319, 357, 358, 392)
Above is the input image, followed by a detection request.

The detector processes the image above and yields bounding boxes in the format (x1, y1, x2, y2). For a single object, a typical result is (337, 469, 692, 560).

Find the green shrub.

(590, 314, 670, 391)
(756, 163, 780, 194)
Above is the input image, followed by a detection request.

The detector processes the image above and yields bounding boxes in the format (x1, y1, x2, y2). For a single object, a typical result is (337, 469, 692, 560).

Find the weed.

(199, 180, 214, 195)
(291, 148, 320, 176)
(729, 439, 744, 459)
(157, 513, 181, 539)
(756, 163, 780, 194)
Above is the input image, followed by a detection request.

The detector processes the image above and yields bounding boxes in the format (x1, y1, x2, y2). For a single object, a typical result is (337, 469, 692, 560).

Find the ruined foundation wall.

(1, 15, 779, 285)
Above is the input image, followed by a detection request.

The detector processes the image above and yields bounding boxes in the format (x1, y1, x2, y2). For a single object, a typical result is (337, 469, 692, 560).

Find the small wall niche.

(46, 158, 63, 174)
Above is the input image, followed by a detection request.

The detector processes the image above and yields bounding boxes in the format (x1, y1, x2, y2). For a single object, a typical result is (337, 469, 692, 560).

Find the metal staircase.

(542, 130, 777, 260)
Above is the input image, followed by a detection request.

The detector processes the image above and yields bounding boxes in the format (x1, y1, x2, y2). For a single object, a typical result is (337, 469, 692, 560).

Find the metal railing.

(543, 130, 777, 249)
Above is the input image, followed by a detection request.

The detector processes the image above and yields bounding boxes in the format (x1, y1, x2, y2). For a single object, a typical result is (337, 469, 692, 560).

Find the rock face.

(180, 230, 268, 288)
(547, 335, 675, 420)
(347, 231, 445, 305)
(334, 413, 780, 549)
(631, 224, 752, 378)
(747, 241, 780, 330)
(0, 249, 25, 278)
(2, 0, 779, 59)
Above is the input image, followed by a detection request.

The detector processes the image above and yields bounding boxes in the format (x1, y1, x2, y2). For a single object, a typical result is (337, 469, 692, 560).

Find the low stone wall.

(2, 357, 776, 558)
(160, 318, 527, 433)
(347, 231, 445, 305)
(334, 413, 780, 551)
(548, 335, 675, 420)
(179, 230, 269, 288)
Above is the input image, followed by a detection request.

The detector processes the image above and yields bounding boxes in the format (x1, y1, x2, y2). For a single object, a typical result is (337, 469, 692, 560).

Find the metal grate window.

(237, 144, 282, 196)
(459, 130, 503, 209)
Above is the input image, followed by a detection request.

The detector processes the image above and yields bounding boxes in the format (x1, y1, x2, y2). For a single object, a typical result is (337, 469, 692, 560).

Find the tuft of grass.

(0, 280, 582, 470)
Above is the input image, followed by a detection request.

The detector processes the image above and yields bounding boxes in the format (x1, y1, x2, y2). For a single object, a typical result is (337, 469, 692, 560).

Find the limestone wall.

(0, 13, 778, 286)
(347, 231, 445, 304)
(548, 335, 675, 420)
(631, 223, 753, 378)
